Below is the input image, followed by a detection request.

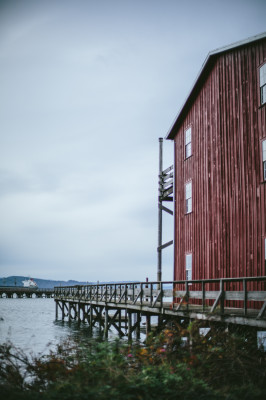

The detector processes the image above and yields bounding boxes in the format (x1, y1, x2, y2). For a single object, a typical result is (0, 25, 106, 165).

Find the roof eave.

(166, 32, 266, 140)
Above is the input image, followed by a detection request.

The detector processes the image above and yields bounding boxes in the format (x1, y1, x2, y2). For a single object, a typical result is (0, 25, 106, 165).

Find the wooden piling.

(77, 304, 80, 321)
(136, 312, 141, 339)
(127, 311, 132, 341)
(146, 314, 151, 336)
(104, 307, 109, 339)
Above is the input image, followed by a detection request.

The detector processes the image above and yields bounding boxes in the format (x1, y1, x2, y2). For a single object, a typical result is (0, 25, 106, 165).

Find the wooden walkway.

(54, 277, 266, 338)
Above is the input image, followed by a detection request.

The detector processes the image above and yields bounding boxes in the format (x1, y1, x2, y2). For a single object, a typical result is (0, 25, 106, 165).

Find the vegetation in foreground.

(0, 322, 265, 399)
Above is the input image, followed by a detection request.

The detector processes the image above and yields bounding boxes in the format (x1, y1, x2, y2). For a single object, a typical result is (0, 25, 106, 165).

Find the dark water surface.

(0, 298, 106, 356)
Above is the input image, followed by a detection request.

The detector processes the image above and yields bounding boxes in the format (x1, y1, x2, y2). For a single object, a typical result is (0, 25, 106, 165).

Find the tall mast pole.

(157, 138, 163, 282)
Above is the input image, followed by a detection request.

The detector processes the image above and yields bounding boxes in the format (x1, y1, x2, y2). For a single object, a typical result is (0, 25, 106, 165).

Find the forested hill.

(0, 276, 91, 289)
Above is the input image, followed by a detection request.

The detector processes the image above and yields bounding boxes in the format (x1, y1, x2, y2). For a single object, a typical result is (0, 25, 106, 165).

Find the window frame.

(185, 181, 192, 214)
(264, 238, 266, 274)
(260, 63, 266, 106)
(184, 126, 192, 159)
(262, 139, 266, 181)
(264, 237, 266, 275)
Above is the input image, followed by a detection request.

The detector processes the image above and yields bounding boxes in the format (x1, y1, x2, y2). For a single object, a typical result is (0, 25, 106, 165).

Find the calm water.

(1, 298, 266, 359)
(0, 298, 106, 356)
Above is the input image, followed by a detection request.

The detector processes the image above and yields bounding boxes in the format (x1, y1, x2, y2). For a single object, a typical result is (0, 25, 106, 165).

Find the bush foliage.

(0, 321, 265, 399)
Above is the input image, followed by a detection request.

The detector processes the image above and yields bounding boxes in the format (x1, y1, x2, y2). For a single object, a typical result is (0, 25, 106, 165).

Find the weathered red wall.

(173, 40, 266, 282)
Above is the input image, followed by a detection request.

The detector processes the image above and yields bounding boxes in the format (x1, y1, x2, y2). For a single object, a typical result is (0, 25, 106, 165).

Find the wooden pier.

(54, 276, 266, 339)
(0, 287, 54, 298)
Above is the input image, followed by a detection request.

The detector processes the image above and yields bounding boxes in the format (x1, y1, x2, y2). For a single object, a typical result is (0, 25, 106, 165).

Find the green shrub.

(0, 323, 265, 400)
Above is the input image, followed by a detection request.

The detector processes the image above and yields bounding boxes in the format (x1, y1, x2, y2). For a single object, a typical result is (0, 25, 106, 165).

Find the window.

(265, 238, 266, 274)
(185, 181, 192, 213)
(260, 63, 266, 105)
(185, 253, 192, 281)
(263, 140, 266, 180)
(185, 127, 192, 158)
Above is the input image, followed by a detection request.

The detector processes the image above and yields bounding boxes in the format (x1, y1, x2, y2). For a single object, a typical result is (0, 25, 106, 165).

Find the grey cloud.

(0, 0, 265, 282)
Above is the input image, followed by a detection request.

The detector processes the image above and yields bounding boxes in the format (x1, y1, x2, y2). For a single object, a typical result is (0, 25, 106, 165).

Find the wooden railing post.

(202, 280, 205, 312)
(118, 284, 121, 303)
(185, 280, 189, 311)
(243, 279, 247, 316)
(160, 281, 163, 309)
(220, 279, 224, 315)
(132, 284, 135, 303)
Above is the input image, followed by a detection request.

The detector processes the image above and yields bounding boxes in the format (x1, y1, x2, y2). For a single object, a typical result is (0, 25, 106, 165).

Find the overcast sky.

(0, 0, 265, 282)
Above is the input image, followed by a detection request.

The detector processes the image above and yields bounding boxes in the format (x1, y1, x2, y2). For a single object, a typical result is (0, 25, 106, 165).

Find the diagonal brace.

(152, 290, 162, 307)
(257, 301, 266, 319)
(211, 290, 223, 313)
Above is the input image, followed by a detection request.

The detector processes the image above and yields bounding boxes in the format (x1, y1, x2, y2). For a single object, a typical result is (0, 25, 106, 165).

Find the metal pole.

(157, 138, 163, 282)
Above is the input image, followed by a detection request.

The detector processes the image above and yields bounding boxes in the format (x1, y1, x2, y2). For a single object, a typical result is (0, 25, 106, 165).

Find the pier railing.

(54, 276, 266, 320)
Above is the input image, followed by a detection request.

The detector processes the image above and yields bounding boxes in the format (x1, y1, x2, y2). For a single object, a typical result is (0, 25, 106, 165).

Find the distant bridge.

(0, 287, 54, 298)
(54, 276, 266, 340)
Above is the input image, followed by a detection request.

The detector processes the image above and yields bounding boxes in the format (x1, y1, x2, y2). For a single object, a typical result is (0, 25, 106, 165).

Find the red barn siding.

(172, 39, 266, 282)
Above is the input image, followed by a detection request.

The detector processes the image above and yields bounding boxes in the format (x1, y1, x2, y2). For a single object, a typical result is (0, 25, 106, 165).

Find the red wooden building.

(166, 33, 266, 283)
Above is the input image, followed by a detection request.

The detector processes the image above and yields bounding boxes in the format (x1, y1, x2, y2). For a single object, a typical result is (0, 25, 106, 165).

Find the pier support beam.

(136, 312, 141, 339)
(127, 311, 132, 341)
(104, 307, 109, 339)
(89, 306, 93, 332)
(146, 314, 151, 336)
(78, 303, 81, 322)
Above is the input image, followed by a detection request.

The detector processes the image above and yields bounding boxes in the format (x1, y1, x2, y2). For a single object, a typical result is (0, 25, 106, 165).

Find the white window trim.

(185, 127, 192, 159)
(185, 181, 192, 214)
(260, 63, 266, 105)
(185, 253, 192, 282)
(262, 140, 266, 181)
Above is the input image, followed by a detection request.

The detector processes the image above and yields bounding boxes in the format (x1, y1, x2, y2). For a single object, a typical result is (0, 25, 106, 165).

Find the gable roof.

(166, 32, 266, 140)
